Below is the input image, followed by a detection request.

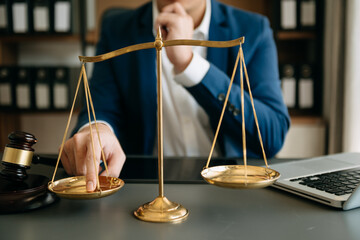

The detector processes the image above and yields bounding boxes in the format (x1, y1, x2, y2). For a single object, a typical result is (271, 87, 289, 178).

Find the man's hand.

(155, 2, 194, 73)
(61, 123, 125, 192)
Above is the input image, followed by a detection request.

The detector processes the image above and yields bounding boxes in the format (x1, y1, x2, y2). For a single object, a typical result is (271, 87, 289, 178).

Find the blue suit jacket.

(75, 0, 290, 158)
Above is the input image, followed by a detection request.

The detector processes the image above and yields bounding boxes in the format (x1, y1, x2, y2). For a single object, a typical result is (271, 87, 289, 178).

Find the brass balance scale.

(47, 27, 280, 223)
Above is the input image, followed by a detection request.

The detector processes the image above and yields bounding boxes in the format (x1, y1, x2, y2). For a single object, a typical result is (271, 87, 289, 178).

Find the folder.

(280, 64, 297, 108)
(11, 0, 32, 34)
(15, 67, 33, 110)
(0, 0, 9, 33)
(32, 0, 52, 33)
(298, 64, 314, 109)
(85, 0, 96, 32)
(0, 66, 15, 110)
(299, 0, 316, 29)
(54, 0, 71, 33)
(52, 67, 70, 109)
(34, 67, 51, 110)
(280, 0, 297, 30)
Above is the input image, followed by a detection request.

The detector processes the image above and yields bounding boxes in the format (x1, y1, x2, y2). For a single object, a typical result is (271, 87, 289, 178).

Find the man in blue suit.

(61, 0, 290, 191)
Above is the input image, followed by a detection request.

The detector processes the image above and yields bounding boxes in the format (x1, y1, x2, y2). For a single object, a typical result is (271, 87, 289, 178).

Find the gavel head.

(1, 131, 37, 181)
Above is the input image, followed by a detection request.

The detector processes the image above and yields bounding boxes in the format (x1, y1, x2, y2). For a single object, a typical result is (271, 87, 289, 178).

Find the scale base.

(134, 196, 188, 223)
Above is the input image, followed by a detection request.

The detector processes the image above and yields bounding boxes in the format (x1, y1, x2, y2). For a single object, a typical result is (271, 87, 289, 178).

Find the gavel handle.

(32, 154, 63, 167)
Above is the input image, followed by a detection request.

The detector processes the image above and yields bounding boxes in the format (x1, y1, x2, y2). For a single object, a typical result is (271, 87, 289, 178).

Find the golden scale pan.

(48, 27, 280, 222)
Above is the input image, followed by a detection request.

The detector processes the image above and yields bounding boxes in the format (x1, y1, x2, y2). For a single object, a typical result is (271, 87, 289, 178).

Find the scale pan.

(48, 176, 124, 200)
(201, 165, 280, 189)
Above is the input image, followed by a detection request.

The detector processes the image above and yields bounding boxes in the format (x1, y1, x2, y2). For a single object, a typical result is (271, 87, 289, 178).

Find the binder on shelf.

(0, 0, 9, 33)
(52, 67, 70, 109)
(299, 0, 316, 29)
(11, 0, 32, 34)
(15, 67, 33, 110)
(34, 67, 51, 110)
(280, 0, 297, 30)
(0, 66, 15, 110)
(32, 0, 52, 33)
(85, 0, 96, 32)
(298, 64, 314, 109)
(280, 64, 297, 108)
(54, 0, 72, 33)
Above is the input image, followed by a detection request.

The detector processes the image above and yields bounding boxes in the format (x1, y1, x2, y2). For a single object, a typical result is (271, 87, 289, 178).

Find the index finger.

(85, 141, 100, 192)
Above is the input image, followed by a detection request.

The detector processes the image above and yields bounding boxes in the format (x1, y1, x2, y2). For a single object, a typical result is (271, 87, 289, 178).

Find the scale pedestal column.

(134, 28, 188, 223)
(134, 196, 188, 223)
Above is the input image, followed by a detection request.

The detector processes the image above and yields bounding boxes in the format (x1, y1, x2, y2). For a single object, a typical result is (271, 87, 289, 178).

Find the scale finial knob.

(154, 26, 164, 49)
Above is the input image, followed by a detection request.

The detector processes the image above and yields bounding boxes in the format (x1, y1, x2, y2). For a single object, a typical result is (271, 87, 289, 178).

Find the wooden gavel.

(0, 131, 37, 181)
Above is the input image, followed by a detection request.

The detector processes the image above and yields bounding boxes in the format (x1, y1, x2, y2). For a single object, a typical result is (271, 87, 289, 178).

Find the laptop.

(271, 152, 360, 210)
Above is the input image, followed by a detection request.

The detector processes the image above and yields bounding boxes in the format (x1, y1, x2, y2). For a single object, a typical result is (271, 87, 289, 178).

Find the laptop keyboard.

(289, 168, 360, 196)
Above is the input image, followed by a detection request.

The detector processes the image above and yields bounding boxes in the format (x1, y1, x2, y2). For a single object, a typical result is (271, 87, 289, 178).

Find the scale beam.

(78, 37, 245, 63)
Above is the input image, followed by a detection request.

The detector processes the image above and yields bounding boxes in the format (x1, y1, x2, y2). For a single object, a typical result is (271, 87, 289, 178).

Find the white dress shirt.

(81, 0, 219, 157)
(152, 0, 219, 157)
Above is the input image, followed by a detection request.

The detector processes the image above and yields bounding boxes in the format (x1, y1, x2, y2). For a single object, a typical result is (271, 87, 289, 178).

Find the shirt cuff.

(78, 120, 114, 133)
(174, 52, 210, 87)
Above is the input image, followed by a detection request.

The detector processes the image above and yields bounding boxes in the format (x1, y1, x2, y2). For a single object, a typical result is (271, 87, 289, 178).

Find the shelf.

(86, 30, 97, 45)
(0, 34, 81, 43)
(290, 116, 325, 125)
(0, 109, 80, 115)
(277, 31, 317, 40)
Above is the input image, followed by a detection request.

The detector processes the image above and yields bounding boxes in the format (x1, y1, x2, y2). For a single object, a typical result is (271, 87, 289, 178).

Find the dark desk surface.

(1, 156, 360, 240)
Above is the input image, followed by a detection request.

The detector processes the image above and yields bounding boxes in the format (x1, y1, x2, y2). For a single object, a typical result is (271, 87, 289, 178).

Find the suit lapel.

(136, 3, 157, 154)
(207, 0, 230, 72)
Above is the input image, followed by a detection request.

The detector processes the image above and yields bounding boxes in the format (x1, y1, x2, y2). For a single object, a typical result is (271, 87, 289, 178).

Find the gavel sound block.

(0, 131, 57, 213)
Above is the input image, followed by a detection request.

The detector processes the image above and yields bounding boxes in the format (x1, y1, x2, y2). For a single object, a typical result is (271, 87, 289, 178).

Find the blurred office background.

(0, 0, 358, 159)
